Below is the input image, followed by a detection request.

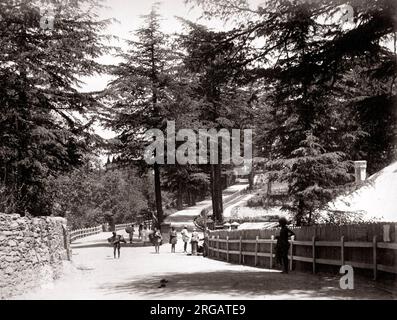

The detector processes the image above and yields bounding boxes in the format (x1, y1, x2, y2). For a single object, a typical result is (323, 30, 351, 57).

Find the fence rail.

(70, 220, 154, 242)
(70, 225, 102, 242)
(115, 220, 153, 231)
(115, 223, 131, 232)
(207, 229, 397, 280)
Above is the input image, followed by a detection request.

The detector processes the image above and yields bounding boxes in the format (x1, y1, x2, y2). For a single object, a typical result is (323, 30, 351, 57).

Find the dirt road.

(14, 233, 394, 300)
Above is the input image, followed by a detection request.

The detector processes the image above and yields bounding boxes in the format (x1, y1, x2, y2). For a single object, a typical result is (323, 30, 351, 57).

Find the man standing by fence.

(191, 228, 200, 256)
(275, 217, 295, 274)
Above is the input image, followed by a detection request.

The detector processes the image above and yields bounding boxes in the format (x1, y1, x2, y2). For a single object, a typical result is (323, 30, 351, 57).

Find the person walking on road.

(191, 228, 200, 256)
(138, 223, 143, 240)
(126, 224, 135, 243)
(142, 226, 149, 242)
(181, 225, 189, 253)
(153, 227, 162, 254)
(169, 227, 178, 253)
(275, 217, 295, 273)
(108, 232, 126, 259)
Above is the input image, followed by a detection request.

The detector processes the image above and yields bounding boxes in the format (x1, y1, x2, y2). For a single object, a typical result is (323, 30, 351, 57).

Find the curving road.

(13, 231, 394, 300)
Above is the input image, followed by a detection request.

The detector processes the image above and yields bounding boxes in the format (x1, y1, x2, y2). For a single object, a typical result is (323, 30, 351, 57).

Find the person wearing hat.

(169, 227, 178, 253)
(153, 227, 162, 254)
(138, 223, 143, 240)
(275, 217, 295, 273)
(108, 231, 127, 259)
(181, 225, 189, 253)
(126, 224, 135, 243)
(190, 228, 200, 256)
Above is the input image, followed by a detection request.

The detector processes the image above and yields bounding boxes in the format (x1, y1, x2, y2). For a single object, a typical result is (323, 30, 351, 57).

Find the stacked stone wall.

(0, 213, 71, 299)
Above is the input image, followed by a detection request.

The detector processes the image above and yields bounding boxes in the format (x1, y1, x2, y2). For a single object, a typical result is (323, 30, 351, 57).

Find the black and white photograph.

(0, 0, 396, 307)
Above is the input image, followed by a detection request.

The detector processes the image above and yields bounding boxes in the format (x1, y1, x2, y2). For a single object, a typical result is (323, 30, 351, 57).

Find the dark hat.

(279, 217, 288, 226)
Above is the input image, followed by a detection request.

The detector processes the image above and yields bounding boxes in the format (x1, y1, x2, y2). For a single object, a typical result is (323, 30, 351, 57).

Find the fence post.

(289, 236, 294, 271)
(373, 235, 377, 281)
(270, 235, 274, 269)
(212, 235, 214, 257)
(217, 235, 220, 259)
(226, 236, 229, 262)
(211, 236, 215, 257)
(239, 236, 242, 264)
(254, 236, 258, 267)
(394, 223, 397, 243)
(312, 236, 316, 274)
(340, 236, 345, 266)
(208, 236, 210, 257)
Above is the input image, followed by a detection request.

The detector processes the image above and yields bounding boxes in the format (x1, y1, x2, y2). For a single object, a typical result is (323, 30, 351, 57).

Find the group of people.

(109, 218, 295, 275)
(125, 223, 152, 243)
(149, 225, 202, 255)
(171, 225, 201, 255)
(108, 224, 203, 257)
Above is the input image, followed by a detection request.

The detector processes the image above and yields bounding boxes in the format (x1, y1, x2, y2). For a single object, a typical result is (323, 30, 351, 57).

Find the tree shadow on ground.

(97, 269, 393, 300)
(71, 242, 148, 249)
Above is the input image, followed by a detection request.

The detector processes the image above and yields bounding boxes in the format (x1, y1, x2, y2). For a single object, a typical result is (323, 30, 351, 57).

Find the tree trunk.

(308, 210, 312, 226)
(176, 181, 183, 210)
(213, 163, 223, 223)
(210, 164, 216, 217)
(248, 169, 254, 190)
(191, 192, 196, 206)
(187, 189, 192, 206)
(296, 199, 304, 226)
(153, 163, 163, 227)
(217, 163, 223, 215)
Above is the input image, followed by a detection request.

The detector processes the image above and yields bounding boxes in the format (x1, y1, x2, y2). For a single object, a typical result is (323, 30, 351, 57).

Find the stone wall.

(0, 213, 71, 299)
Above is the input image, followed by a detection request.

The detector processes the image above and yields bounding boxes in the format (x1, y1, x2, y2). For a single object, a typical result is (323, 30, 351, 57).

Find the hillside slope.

(327, 161, 397, 222)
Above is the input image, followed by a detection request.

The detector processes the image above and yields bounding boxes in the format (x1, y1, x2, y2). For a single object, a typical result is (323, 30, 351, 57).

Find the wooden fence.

(115, 220, 153, 231)
(70, 220, 154, 243)
(207, 223, 397, 280)
(70, 225, 102, 242)
(115, 223, 131, 232)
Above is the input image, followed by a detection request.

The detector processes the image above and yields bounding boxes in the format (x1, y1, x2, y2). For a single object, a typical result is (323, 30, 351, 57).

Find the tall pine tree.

(105, 4, 179, 227)
(187, 0, 397, 224)
(0, 0, 110, 215)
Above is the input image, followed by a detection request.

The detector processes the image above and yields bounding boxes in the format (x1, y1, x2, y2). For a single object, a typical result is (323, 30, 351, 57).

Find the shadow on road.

(71, 242, 150, 249)
(97, 269, 393, 299)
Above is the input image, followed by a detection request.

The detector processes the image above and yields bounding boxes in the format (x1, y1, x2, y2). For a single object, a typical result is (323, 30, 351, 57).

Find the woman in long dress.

(169, 227, 178, 253)
(181, 225, 189, 253)
(153, 227, 162, 254)
(190, 228, 200, 256)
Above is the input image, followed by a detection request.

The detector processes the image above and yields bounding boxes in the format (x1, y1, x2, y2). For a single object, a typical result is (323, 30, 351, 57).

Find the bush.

(247, 195, 264, 207)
